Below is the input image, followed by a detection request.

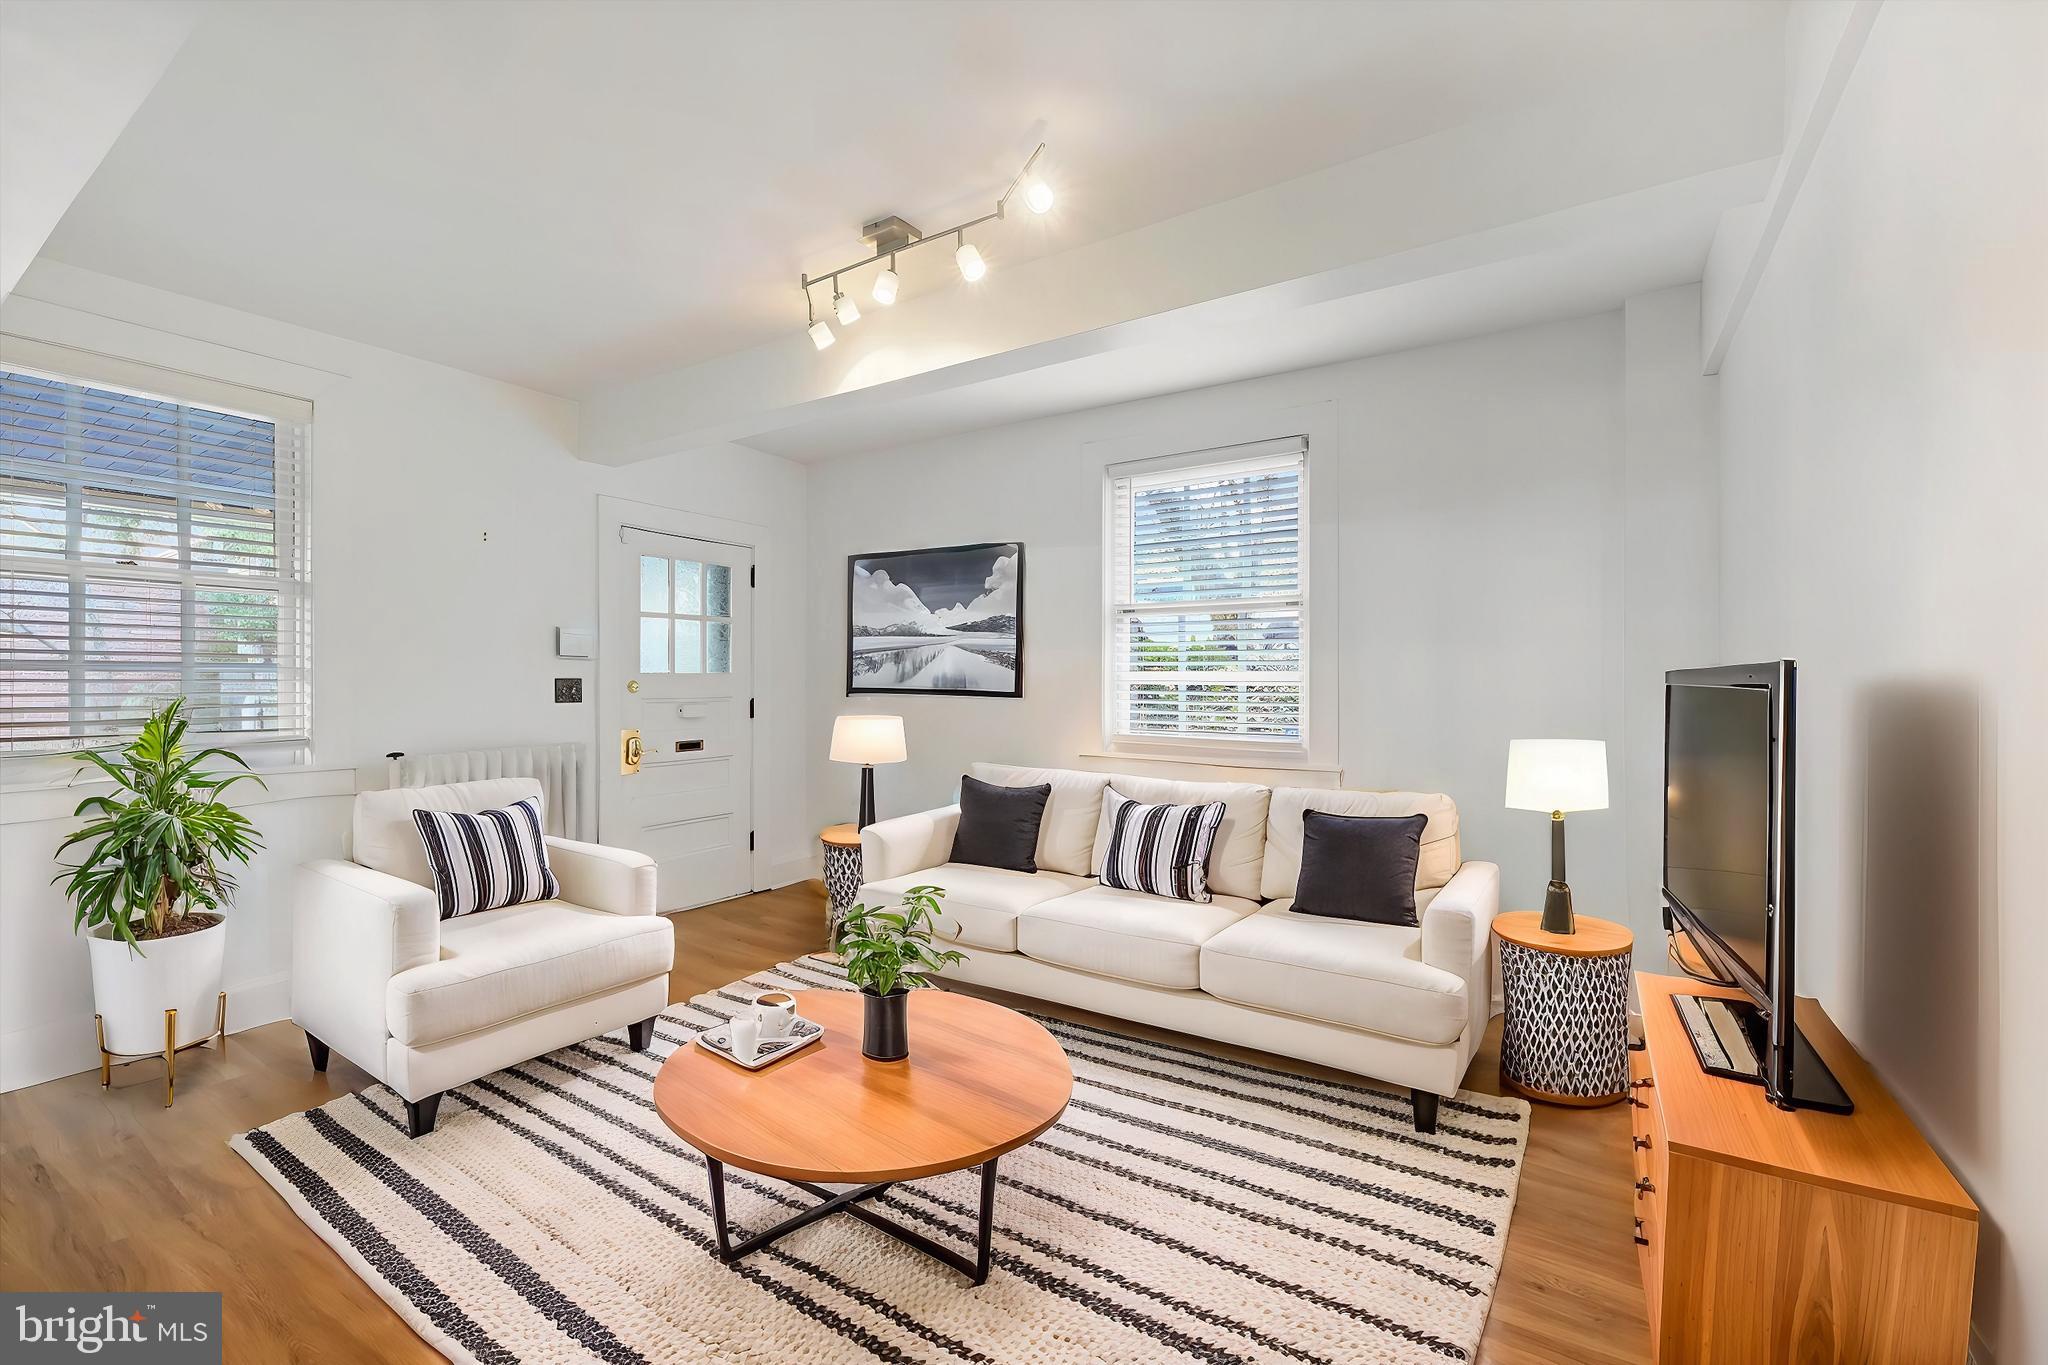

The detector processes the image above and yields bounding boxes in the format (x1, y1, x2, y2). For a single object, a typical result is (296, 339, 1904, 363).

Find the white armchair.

(292, 777, 673, 1136)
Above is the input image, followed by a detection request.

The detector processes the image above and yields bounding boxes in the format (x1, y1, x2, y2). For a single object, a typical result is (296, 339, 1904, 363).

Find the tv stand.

(1672, 993, 1853, 1113)
(1631, 974, 1977, 1363)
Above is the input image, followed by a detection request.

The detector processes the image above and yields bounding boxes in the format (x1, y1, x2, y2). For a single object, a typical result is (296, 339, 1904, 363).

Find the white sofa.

(292, 777, 674, 1136)
(859, 763, 1500, 1131)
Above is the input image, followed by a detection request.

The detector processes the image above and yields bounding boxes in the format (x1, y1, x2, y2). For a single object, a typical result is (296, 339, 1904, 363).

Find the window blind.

(0, 366, 310, 753)
(1107, 437, 1306, 746)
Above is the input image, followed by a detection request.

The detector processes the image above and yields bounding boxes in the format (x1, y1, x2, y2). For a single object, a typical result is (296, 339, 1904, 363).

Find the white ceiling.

(38, 0, 1787, 398)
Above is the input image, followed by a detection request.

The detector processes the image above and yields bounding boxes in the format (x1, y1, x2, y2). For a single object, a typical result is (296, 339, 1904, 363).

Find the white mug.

(753, 991, 797, 1040)
(727, 1015, 761, 1061)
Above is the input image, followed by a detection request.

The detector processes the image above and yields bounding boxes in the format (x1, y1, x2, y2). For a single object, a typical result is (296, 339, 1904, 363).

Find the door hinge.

(748, 830, 755, 851)
(749, 697, 755, 719)
(749, 564, 756, 588)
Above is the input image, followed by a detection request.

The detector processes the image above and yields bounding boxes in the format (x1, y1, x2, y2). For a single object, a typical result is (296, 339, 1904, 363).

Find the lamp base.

(1540, 880, 1576, 935)
(857, 765, 876, 830)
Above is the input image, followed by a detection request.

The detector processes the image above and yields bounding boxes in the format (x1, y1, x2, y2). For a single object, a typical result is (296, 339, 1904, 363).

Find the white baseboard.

(766, 851, 820, 889)
(0, 969, 290, 1093)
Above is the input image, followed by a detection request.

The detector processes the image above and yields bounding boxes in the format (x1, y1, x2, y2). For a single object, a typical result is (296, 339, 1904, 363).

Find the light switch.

(556, 627, 594, 658)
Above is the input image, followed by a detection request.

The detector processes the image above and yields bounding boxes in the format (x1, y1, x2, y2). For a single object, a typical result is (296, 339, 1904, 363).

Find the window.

(638, 554, 732, 674)
(0, 365, 310, 754)
(1106, 436, 1306, 747)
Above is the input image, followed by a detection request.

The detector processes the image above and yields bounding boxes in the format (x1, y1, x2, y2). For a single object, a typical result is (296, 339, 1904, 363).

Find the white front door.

(603, 529, 753, 910)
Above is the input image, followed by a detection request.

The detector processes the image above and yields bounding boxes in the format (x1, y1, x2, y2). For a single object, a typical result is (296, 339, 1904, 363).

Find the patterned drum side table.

(1492, 911, 1634, 1106)
(820, 824, 863, 941)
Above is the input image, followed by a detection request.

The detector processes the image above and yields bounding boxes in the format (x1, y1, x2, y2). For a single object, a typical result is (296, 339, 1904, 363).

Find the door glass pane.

(675, 618, 703, 673)
(638, 616, 670, 672)
(638, 555, 668, 612)
(674, 559, 703, 614)
(707, 621, 731, 673)
(705, 563, 731, 618)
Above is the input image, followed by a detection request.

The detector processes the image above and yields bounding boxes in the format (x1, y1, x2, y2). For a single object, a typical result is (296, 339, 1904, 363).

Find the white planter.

(87, 918, 227, 1055)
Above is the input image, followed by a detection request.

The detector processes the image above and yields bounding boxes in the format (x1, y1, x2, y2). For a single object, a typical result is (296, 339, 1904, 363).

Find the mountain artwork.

(846, 542, 1024, 697)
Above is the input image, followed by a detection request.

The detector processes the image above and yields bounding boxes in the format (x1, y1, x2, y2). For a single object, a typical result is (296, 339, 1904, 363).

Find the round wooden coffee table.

(654, 988, 1071, 1285)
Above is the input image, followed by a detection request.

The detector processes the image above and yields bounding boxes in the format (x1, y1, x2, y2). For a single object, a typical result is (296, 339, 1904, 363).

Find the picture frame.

(846, 541, 1024, 698)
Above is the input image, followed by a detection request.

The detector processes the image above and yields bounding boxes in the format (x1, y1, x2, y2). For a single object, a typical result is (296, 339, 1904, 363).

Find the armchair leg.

(306, 1032, 330, 1073)
(404, 1093, 443, 1138)
(627, 1015, 659, 1051)
(1411, 1089, 1441, 1134)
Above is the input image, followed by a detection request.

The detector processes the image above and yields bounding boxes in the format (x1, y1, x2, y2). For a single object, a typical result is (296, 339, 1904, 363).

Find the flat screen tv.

(1663, 661, 1850, 1112)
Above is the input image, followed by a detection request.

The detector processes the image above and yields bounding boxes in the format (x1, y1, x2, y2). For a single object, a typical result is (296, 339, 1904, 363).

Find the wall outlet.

(554, 677, 583, 704)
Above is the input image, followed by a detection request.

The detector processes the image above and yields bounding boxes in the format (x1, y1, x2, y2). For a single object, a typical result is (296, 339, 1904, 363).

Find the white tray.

(696, 1015, 824, 1070)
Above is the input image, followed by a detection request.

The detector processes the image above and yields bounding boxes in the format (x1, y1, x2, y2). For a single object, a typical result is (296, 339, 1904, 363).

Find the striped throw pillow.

(1095, 787, 1227, 903)
(411, 797, 560, 919)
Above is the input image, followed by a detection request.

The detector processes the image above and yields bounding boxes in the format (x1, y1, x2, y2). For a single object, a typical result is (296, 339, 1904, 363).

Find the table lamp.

(831, 715, 907, 829)
(1505, 738, 1608, 934)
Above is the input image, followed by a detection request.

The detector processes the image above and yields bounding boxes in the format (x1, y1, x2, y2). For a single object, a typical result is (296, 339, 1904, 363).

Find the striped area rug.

(233, 956, 1530, 1364)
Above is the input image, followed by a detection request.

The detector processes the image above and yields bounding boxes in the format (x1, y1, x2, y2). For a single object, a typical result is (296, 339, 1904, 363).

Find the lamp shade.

(1505, 738, 1609, 813)
(830, 714, 906, 765)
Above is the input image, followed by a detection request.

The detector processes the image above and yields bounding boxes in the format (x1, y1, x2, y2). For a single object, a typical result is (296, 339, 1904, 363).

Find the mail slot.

(674, 738, 705, 753)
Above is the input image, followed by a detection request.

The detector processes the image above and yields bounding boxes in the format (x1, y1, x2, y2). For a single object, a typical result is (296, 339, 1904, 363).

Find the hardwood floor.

(0, 882, 1650, 1364)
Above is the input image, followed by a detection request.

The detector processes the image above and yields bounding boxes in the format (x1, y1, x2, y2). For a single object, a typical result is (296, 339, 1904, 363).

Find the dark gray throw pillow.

(949, 775, 1051, 873)
(1289, 810, 1430, 926)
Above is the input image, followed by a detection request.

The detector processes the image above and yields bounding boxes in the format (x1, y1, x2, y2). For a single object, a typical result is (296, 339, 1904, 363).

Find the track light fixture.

(954, 232, 986, 283)
(805, 288, 835, 349)
(798, 142, 1052, 347)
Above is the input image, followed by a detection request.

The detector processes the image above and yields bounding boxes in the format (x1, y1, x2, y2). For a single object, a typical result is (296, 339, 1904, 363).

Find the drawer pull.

(1634, 1217, 1650, 1247)
(1631, 1077, 1655, 1090)
(1633, 1135, 1652, 1151)
(1627, 1095, 1648, 1110)
(1628, 1038, 1646, 1053)
(1635, 1177, 1656, 1199)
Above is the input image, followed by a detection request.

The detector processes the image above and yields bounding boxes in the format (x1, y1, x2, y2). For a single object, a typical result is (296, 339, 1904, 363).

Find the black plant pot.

(862, 987, 909, 1062)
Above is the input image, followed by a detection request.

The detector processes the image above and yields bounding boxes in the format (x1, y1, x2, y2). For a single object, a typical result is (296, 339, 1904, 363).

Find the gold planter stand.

(95, 991, 227, 1107)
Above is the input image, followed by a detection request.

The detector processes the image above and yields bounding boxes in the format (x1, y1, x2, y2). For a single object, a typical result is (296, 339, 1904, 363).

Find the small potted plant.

(838, 885, 964, 1062)
(52, 699, 264, 1067)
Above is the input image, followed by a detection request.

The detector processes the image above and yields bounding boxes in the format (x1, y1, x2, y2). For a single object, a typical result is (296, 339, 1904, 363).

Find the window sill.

(1078, 749, 1343, 782)
(0, 764, 357, 825)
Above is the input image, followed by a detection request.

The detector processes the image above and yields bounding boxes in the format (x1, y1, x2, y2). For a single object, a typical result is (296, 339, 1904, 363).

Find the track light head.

(833, 289, 861, 325)
(809, 319, 836, 350)
(955, 236, 986, 283)
(873, 265, 899, 306)
(1023, 176, 1054, 215)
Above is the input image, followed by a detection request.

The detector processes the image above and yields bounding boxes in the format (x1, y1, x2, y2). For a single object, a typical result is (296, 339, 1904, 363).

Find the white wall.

(807, 306, 1720, 950)
(1713, 4, 2048, 1360)
(0, 262, 811, 1091)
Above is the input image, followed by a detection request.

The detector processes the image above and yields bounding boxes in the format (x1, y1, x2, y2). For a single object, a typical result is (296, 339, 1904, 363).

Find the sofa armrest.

(1420, 860, 1501, 979)
(546, 836, 657, 916)
(291, 859, 442, 1076)
(859, 805, 960, 883)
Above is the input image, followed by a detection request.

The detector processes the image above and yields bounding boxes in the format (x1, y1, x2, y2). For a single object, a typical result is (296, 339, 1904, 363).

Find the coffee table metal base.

(703, 1156, 1001, 1285)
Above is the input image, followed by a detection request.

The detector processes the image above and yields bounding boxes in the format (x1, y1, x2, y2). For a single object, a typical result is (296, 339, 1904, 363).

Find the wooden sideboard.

(1631, 973, 1979, 1363)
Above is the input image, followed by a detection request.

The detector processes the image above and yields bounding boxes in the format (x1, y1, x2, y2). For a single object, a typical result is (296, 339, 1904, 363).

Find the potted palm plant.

(838, 885, 964, 1061)
(52, 699, 264, 1062)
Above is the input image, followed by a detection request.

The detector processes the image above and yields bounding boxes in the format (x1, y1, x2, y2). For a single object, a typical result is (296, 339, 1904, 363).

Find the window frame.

(0, 351, 312, 759)
(1101, 435, 1313, 756)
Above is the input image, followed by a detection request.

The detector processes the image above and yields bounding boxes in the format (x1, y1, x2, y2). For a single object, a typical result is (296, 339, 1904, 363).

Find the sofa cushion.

(1290, 810, 1427, 926)
(1017, 884, 1259, 989)
(951, 775, 1051, 873)
(1261, 787, 1461, 901)
(386, 899, 673, 1047)
(860, 863, 1089, 953)
(1091, 775, 1271, 901)
(1096, 788, 1227, 902)
(970, 764, 1108, 877)
(1198, 897, 1467, 1044)
(355, 777, 546, 889)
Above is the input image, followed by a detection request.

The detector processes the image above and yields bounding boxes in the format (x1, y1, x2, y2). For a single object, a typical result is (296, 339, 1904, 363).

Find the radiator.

(386, 743, 589, 840)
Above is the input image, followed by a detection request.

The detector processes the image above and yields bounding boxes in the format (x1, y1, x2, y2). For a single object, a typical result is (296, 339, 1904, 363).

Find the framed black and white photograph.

(847, 542, 1023, 697)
